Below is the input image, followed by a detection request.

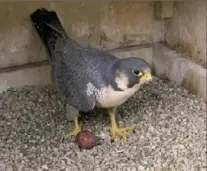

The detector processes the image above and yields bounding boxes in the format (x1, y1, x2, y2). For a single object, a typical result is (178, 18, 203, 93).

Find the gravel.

(0, 77, 206, 171)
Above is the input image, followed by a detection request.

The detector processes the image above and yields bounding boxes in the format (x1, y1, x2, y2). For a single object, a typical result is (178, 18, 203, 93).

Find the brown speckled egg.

(76, 130, 96, 150)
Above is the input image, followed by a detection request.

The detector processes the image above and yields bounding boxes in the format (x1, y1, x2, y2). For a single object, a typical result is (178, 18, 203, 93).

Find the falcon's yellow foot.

(108, 107, 136, 142)
(65, 118, 83, 138)
(111, 125, 135, 142)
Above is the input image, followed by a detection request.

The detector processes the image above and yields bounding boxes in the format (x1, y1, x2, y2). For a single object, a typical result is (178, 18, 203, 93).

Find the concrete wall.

(0, 1, 165, 69)
(165, 0, 206, 67)
(153, 43, 206, 101)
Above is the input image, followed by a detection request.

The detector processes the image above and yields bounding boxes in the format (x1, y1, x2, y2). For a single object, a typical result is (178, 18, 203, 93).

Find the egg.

(76, 130, 97, 150)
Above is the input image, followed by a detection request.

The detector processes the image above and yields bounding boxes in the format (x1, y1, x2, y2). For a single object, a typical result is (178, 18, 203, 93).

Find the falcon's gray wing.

(53, 51, 96, 112)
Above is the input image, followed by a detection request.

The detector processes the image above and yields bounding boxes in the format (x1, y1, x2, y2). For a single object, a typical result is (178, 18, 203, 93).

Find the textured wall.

(165, 0, 206, 67)
(0, 1, 165, 69)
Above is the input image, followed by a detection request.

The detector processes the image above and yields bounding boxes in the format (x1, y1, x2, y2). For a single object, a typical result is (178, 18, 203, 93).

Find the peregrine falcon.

(30, 8, 152, 142)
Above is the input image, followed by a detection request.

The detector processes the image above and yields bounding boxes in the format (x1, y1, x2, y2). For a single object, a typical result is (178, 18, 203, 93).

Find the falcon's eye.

(132, 70, 143, 76)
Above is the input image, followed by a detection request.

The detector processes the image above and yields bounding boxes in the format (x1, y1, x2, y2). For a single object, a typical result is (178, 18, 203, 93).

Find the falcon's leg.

(108, 107, 135, 142)
(65, 105, 82, 138)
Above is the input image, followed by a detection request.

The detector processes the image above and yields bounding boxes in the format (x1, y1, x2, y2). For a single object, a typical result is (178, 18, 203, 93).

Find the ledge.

(153, 43, 206, 101)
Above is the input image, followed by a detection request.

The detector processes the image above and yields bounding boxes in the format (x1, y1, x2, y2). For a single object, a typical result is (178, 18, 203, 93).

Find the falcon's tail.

(30, 8, 67, 57)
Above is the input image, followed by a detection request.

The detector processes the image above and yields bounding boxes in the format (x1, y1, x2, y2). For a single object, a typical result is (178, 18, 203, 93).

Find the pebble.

(138, 165, 145, 170)
(41, 165, 48, 170)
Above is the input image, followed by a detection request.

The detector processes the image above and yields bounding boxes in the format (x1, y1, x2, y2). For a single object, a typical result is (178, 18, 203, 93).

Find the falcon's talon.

(66, 127, 81, 137)
(110, 126, 135, 142)
(110, 139, 115, 143)
(65, 119, 83, 139)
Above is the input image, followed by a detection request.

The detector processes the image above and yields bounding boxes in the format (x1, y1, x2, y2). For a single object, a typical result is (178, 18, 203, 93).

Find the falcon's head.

(113, 57, 152, 91)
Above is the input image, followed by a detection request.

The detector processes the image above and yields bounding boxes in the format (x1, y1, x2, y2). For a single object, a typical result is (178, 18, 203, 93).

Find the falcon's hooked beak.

(140, 72, 152, 82)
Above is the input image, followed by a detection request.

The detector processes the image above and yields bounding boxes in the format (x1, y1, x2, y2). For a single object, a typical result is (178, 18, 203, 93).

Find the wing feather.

(53, 51, 95, 112)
